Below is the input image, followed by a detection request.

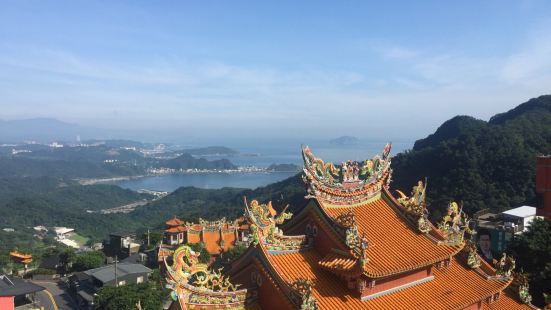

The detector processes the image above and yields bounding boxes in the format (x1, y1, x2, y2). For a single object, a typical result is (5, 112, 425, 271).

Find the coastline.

(76, 168, 299, 186)
(77, 175, 145, 185)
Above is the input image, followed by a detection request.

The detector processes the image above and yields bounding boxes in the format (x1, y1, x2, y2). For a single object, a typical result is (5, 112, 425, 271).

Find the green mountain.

(180, 146, 238, 156)
(164, 153, 237, 170)
(0, 177, 150, 256)
(128, 173, 305, 226)
(392, 95, 551, 219)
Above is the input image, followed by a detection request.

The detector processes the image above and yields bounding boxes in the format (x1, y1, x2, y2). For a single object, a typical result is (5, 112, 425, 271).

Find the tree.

(95, 282, 165, 310)
(507, 218, 551, 307)
(212, 244, 247, 271)
(72, 251, 105, 271)
(141, 230, 164, 250)
(59, 248, 76, 274)
(189, 243, 212, 264)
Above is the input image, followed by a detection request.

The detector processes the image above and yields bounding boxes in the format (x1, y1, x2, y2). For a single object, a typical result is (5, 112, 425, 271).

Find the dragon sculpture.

(164, 245, 247, 309)
(245, 198, 306, 252)
(290, 278, 319, 310)
(302, 146, 340, 182)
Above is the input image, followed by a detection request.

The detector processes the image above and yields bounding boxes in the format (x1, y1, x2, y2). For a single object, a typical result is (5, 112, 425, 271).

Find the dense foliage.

(392, 95, 551, 219)
(0, 177, 149, 257)
(129, 172, 305, 227)
(95, 282, 165, 310)
(212, 244, 247, 271)
(507, 219, 551, 307)
(189, 243, 212, 264)
(72, 250, 105, 271)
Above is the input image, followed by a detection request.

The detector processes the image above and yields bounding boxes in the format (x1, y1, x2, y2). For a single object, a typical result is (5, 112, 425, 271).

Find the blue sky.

(1, 1, 551, 141)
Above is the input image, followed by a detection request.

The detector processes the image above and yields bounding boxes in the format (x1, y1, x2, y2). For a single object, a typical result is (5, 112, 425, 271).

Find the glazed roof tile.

(166, 217, 184, 226)
(321, 194, 462, 277)
(318, 252, 359, 274)
(481, 288, 533, 310)
(165, 226, 186, 233)
(267, 250, 518, 310)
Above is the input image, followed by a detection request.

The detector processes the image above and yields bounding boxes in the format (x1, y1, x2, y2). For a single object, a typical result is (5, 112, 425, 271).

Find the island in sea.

(329, 135, 359, 146)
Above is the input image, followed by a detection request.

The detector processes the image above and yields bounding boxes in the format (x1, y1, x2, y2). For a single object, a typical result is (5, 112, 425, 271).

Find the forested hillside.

(392, 95, 551, 219)
(0, 177, 150, 254)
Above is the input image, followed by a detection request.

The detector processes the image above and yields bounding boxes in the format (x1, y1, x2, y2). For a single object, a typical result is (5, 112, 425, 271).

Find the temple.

(164, 216, 249, 255)
(9, 251, 32, 267)
(224, 144, 536, 309)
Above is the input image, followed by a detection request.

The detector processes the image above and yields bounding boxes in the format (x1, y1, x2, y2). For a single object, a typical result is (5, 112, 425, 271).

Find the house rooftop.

(84, 263, 152, 284)
(502, 206, 536, 218)
(0, 274, 45, 297)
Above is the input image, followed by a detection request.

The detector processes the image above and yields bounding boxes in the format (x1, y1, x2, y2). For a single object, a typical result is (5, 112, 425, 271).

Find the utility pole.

(147, 229, 150, 247)
(114, 255, 118, 287)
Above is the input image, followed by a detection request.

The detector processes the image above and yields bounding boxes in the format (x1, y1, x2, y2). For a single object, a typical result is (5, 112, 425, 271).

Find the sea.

(113, 140, 413, 192)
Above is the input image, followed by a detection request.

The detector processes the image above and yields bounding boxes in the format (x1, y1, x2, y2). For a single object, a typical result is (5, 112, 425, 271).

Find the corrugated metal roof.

(502, 206, 536, 218)
(84, 263, 152, 283)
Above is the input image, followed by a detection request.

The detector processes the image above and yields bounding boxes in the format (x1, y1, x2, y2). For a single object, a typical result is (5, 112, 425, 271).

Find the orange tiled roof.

(321, 194, 462, 277)
(481, 288, 533, 309)
(267, 250, 516, 310)
(165, 226, 186, 233)
(318, 252, 359, 274)
(9, 251, 32, 259)
(166, 217, 184, 226)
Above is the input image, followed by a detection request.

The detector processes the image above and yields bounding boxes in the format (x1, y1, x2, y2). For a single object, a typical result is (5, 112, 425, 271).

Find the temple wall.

(187, 231, 201, 244)
(222, 232, 236, 251)
(203, 231, 221, 254)
(361, 266, 432, 298)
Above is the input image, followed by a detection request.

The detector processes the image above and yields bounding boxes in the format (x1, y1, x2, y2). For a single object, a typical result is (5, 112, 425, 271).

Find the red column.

(536, 156, 551, 219)
(0, 296, 14, 310)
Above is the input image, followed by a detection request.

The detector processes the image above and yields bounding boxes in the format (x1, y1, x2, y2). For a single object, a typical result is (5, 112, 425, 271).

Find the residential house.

(0, 274, 45, 309)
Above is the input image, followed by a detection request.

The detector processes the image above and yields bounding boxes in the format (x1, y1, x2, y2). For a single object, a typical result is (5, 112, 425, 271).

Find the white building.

(501, 206, 542, 234)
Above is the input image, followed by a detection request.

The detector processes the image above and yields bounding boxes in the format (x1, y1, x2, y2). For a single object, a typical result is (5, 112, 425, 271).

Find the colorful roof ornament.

(496, 253, 516, 278)
(244, 197, 311, 253)
(437, 201, 472, 245)
(396, 179, 432, 233)
(302, 144, 392, 205)
(164, 245, 247, 309)
(516, 273, 533, 305)
(289, 278, 318, 310)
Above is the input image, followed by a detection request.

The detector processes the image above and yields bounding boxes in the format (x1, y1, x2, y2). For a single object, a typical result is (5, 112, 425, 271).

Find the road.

(32, 280, 78, 310)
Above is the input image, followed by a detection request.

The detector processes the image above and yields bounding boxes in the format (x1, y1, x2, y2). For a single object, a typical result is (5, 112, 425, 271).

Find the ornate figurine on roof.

(290, 278, 319, 310)
(516, 273, 532, 304)
(396, 180, 431, 233)
(437, 201, 472, 244)
(496, 253, 516, 278)
(302, 143, 392, 205)
(244, 197, 309, 252)
(164, 245, 247, 309)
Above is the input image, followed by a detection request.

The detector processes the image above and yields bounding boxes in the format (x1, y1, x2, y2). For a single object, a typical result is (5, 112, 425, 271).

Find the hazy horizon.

(2, 1, 551, 142)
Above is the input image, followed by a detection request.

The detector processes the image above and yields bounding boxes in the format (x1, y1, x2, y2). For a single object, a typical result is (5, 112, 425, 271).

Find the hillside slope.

(392, 95, 551, 219)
